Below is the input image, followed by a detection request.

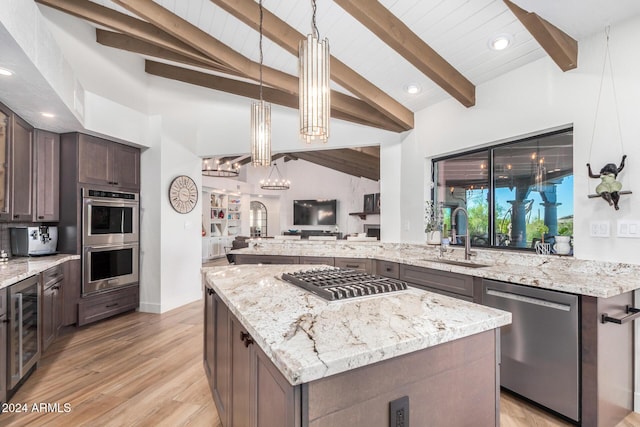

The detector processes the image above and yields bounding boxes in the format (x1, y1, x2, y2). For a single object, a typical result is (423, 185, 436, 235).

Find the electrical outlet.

(590, 220, 610, 237)
(618, 220, 640, 238)
(389, 396, 409, 427)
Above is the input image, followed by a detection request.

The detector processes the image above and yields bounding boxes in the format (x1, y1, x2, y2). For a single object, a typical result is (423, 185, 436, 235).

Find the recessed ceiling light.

(404, 83, 421, 95)
(41, 112, 55, 118)
(0, 68, 13, 76)
(488, 34, 513, 51)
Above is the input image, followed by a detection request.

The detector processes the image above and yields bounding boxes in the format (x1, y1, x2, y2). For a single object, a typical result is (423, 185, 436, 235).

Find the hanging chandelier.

(260, 162, 291, 190)
(202, 158, 240, 177)
(299, 0, 330, 143)
(251, 0, 271, 166)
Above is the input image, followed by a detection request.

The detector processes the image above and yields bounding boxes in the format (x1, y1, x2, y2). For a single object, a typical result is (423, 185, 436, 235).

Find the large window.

(433, 129, 573, 251)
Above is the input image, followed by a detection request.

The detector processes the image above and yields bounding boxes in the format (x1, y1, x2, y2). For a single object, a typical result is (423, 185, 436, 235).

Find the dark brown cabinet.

(204, 283, 299, 427)
(33, 130, 60, 222)
(299, 256, 334, 265)
(41, 265, 64, 352)
(63, 259, 80, 326)
(400, 264, 476, 302)
(77, 285, 139, 326)
(375, 260, 400, 278)
(0, 288, 7, 403)
(77, 134, 140, 190)
(334, 257, 373, 273)
(235, 255, 300, 265)
(0, 107, 34, 222)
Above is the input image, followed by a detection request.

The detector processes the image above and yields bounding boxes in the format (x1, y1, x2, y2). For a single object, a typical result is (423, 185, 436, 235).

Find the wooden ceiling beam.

(209, 0, 413, 131)
(112, 0, 404, 133)
(294, 151, 379, 181)
(144, 61, 399, 130)
(35, 0, 230, 71)
(96, 29, 239, 76)
(333, 0, 476, 107)
(503, 0, 577, 71)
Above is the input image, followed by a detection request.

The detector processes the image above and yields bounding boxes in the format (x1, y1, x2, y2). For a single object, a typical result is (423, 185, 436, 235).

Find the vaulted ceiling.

(31, 0, 640, 179)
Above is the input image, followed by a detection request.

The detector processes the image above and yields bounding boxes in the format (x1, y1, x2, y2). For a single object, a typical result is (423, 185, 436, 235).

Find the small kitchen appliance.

(9, 226, 58, 256)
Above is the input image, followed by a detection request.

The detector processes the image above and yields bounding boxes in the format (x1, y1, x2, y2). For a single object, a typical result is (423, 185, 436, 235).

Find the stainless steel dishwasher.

(482, 279, 579, 422)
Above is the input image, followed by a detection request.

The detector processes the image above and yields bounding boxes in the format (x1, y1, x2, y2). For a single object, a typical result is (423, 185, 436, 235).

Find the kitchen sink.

(422, 258, 490, 268)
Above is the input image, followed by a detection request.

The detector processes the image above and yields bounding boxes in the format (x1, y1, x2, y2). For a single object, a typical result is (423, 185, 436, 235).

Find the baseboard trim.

(139, 302, 162, 314)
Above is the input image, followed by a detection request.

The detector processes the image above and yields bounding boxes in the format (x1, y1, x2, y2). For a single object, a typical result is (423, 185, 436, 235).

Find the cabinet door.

(33, 130, 60, 222)
(10, 115, 33, 221)
(254, 345, 299, 427)
(111, 143, 140, 189)
(0, 108, 9, 218)
(41, 284, 55, 352)
(231, 316, 252, 427)
(213, 294, 231, 426)
(62, 260, 80, 326)
(334, 257, 372, 273)
(78, 135, 112, 186)
(204, 286, 215, 381)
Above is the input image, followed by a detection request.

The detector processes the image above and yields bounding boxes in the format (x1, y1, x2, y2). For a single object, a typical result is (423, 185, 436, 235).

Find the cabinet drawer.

(299, 256, 334, 266)
(43, 265, 64, 288)
(400, 264, 474, 297)
(78, 285, 139, 326)
(375, 260, 400, 279)
(334, 258, 372, 273)
(235, 255, 299, 265)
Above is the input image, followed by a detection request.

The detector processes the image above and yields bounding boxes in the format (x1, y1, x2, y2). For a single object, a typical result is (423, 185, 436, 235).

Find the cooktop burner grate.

(281, 267, 408, 301)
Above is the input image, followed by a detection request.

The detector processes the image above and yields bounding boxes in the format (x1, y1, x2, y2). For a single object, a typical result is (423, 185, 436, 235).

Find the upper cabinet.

(0, 103, 34, 222)
(33, 130, 60, 222)
(78, 134, 140, 190)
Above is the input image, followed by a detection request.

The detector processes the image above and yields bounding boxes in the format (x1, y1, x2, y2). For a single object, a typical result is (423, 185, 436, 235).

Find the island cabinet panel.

(299, 256, 335, 266)
(231, 316, 252, 427)
(304, 330, 498, 426)
(62, 259, 81, 326)
(400, 264, 474, 301)
(204, 288, 231, 426)
(374, 260, 400, 278)
(334, 257, 372, 273)
(235, 255, 300, 265)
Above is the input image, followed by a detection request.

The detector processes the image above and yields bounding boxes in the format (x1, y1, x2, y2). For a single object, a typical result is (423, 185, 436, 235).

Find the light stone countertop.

(203, 264, 511, 386)
(0, 254, 81, 290)
(231, 240, 640, 298)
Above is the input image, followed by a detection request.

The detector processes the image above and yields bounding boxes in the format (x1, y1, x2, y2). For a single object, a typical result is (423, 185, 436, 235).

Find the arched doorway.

(250, 201, 267, 237)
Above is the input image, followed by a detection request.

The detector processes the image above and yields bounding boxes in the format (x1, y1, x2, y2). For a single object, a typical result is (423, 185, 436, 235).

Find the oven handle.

(84, 243, 139, 251)
(83, 198, 139, 208)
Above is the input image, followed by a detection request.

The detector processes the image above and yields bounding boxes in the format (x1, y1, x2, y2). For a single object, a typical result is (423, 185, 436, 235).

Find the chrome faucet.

(451, 206, 475, 260)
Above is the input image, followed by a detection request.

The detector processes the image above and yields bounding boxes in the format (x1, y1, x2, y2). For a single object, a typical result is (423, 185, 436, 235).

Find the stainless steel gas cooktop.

(281, 267, 408, 301)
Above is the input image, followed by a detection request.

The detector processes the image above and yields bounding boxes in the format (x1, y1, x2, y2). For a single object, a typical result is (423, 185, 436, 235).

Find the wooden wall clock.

(169, 175, 198, 214)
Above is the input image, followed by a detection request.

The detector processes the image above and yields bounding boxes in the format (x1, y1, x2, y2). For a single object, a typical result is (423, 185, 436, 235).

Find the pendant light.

(260, 162, 291, 190)
(299, 0, 330, 143)
(251, 0, 271, 166)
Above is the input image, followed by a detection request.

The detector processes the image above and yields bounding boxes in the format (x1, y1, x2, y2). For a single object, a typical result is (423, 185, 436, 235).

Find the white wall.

(245, 158, 380, 237)
(391, 17, 640, 264)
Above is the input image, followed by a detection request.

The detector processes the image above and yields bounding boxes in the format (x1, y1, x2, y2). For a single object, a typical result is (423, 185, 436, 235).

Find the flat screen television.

(293, 199, 337, 226)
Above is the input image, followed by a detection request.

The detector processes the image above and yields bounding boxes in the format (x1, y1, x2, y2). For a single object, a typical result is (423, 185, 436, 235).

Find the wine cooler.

(8, 275, 41, 390)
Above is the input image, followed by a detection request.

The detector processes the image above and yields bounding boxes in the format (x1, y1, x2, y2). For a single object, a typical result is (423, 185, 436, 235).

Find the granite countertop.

(0, 254, 81, 290)
(231, 241, 640, 298)
(203, 264, 511, 386)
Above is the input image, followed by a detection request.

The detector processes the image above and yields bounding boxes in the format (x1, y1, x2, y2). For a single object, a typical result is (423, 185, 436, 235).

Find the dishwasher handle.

(485, 288, 572, 312)
(601, 305, 640, 324)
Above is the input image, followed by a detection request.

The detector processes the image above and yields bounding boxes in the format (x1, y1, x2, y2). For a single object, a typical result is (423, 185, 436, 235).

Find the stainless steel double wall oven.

(82, 189, 139, 295)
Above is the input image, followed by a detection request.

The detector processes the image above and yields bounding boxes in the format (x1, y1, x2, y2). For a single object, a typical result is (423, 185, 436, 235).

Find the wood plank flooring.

(2, 295, 639, 426)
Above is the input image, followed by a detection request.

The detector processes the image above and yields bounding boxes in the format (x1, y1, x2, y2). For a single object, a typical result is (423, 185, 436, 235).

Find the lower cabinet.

(0, 288, 7, 403)
(41, 264, 64, 352)
(334, 257, 372, 273)
(78, 285, 139, 326)
(204, 284, 299, 427)
(399, 264, 476, 302)
(235, 255, 300, 265)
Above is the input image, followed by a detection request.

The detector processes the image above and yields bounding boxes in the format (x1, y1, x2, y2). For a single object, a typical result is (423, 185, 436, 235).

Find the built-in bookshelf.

(202, 190, 243, 260)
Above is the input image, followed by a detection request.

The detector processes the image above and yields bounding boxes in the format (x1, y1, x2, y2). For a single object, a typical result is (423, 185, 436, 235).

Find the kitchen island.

(203, 264, 511, 427)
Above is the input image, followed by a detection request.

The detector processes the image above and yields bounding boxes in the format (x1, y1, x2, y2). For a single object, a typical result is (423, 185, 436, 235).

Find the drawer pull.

(345, 264, 359, 268)
(105, 303, 119, 308)
(601, 306, 640, 324)
(206, 288, 214, 295)
(240, 331, 254, 347)
(385, 267, 393, 272)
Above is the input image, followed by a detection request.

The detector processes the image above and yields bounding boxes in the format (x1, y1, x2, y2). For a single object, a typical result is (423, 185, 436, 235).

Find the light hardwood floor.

(2, 286, 639, 426)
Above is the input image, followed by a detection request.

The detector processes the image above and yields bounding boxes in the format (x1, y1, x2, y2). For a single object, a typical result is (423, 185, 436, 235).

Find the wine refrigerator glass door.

(8, 275, 41, 390)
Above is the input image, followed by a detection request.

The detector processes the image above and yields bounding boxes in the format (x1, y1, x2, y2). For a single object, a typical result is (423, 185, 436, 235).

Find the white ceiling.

(89, 0, 640, 111)
(3, 0, 640, 134)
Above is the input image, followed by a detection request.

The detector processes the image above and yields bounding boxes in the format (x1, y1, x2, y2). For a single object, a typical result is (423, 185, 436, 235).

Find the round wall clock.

(169, 175, 198, 214)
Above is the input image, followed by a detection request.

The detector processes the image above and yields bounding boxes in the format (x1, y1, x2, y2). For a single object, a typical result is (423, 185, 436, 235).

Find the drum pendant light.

(299, 0, 330, 143)
(251, 0, 271, 166)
